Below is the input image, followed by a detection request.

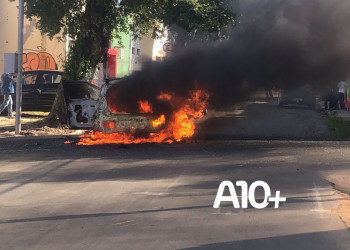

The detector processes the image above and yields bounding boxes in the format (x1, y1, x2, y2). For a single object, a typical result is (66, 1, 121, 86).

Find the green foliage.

(63, 38, 92, 80)
(124, 0, 236, 41)
(25, 0, 236, 80)
(324, 114, 350, 139)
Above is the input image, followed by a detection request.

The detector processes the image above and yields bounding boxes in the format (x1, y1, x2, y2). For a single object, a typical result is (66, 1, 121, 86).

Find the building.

(0, 0, 66, 74)
(112, 32, 132, 78)
(108, 30, 171, 79)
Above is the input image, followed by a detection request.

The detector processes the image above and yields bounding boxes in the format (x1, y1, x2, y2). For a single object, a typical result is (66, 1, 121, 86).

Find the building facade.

(112, 32, 131, 78)
(0, 0, 66, 74)
(110, 30, 170, 78)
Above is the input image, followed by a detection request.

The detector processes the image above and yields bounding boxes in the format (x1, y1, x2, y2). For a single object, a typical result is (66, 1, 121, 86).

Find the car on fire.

(63, 80, 101, 129)
(93, 78, 160, 134)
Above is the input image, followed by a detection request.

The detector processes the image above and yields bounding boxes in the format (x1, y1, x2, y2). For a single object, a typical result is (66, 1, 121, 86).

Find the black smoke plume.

(107, 0, 350, 115)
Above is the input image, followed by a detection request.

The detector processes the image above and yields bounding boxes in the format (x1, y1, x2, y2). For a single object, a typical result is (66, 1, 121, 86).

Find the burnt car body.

(93, 78, 158, 134)
(63, 80, 101, 129)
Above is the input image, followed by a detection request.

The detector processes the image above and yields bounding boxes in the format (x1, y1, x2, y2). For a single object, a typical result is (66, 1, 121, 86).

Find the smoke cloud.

(108, 0, 350, 115)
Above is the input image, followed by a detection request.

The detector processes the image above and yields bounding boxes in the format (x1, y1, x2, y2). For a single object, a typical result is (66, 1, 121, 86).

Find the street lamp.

(14, 0, 24, 134)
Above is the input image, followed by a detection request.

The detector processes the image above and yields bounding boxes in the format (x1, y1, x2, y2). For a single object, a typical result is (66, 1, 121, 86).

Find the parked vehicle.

(0, 70, 63, 111)
(22, 70, 64, 110)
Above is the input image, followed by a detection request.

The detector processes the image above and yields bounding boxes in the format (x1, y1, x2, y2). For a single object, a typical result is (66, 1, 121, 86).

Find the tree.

(26, 0, 235, 79)
(24, 0, 236, 126)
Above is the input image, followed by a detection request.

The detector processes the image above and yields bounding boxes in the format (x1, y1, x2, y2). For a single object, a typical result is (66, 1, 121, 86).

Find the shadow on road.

(1, 194, 347, 225)
(181, 229, 350, 250)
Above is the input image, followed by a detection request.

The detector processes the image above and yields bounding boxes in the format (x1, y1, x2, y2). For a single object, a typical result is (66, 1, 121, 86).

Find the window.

(22, 72, 62, 85)
(22, 74, 37, 85)
(44, 73, 62, 84)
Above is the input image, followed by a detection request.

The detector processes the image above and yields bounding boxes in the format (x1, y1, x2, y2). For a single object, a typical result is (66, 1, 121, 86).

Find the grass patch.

(324, 114, 350, 139)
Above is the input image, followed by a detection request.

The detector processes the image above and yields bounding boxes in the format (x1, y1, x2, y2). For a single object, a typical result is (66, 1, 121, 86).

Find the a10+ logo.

(213, 181, 286, 209)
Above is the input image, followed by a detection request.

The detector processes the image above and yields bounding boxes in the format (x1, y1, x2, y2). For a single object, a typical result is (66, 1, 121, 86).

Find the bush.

(324, 114, 350, 139)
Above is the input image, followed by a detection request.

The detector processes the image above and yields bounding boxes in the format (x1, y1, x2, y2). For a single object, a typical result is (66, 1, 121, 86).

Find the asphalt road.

(0, 97, 349, 249)
(0, 137, 349, 250)
(196, 97, 330, 140)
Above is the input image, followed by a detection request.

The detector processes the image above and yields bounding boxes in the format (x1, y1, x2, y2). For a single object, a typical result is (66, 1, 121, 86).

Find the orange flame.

(138, 100, 153, 113)
(158, 93, 172, 101)
(108, 106, 126, 113)
(152, 114, 166, 128)
(77, 89, 210, 145)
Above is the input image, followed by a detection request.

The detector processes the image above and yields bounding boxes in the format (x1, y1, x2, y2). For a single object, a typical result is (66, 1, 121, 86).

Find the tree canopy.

(25, 0, 236, 79)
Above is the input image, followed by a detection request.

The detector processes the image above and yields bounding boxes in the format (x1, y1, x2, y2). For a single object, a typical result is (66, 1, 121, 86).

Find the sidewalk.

(0, 114, 37, 138)
(323, 170, 350, 194)
(0, 112, 85, 138)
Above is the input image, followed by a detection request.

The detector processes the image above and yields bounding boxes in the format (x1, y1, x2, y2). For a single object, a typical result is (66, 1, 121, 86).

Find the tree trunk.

(43, 81, 69, 127)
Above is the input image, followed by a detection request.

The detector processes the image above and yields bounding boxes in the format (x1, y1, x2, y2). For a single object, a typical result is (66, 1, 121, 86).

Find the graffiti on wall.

(22, 52, 58, 72)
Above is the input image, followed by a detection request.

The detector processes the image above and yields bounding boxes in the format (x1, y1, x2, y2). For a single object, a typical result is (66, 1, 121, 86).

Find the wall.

(141, 35, 154, 62)
(130, 37, 142, 73)
(130, 34, 155, 73)
(0, 0, 66, 74)
(111, 28, 168, 77)
(0, 0, 18, 73)
(112, 32, 131, 77)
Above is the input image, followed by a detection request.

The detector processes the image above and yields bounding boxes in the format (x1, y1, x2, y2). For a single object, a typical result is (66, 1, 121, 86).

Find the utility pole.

(15, 0, 24, 135)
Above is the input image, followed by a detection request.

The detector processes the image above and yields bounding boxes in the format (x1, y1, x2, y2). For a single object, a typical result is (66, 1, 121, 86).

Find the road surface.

(0, 137, 349, 250)
(0, 97, 349, 249)
(196, 96, 330, 140)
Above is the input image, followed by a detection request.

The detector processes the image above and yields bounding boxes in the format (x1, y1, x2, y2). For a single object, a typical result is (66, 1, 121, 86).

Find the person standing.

(345, 80, 350, 111)
(0, 72, 15, 118)
(337, 80, 346, 109)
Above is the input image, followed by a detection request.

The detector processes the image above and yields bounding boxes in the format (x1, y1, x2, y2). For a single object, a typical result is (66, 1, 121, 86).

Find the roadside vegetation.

(324, 114, 350, 139)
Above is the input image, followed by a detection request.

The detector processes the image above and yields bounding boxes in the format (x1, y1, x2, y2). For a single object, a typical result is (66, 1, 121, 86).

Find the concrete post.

(15, 0, 24, 135)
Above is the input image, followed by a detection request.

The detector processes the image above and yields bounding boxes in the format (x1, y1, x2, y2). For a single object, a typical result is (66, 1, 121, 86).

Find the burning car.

(92, 78, 160, 134)
(63, 80, 101, 129)
(78, 78, 210, 145)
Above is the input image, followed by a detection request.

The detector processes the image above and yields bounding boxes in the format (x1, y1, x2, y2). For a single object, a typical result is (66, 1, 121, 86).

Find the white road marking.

(311, 181, 326, 218)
